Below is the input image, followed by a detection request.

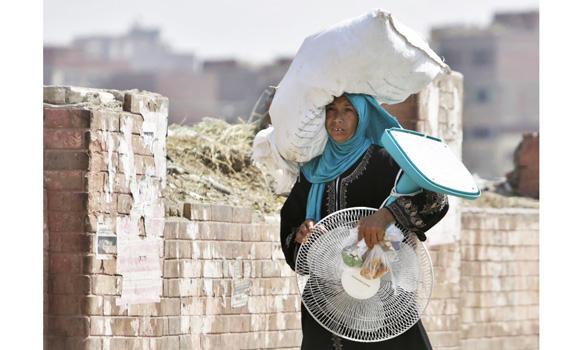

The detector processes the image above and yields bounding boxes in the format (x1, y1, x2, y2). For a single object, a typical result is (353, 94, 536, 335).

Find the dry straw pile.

(164, 117, 285, 217)
(163, 117, 538, 217)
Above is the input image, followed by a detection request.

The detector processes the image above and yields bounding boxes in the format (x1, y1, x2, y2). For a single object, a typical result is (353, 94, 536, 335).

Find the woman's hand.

(295, 219, 316, 243)
(355, 208, 395, 248)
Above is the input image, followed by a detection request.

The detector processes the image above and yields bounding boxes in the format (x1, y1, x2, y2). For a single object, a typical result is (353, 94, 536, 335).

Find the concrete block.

(44, 87, 67, 104)
(211, 204, 233, 222)
(183, 202, 211, 221)
(92, 275, 121, 295)
(138, 317, 165, 336)
(233, 207, 253, 223)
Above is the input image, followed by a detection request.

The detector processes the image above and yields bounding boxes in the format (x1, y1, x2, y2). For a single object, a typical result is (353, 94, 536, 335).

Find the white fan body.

(295, 207, 434, 342)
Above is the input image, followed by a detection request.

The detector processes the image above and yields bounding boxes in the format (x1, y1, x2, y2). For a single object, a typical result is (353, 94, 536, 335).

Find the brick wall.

(506, 133, 539, 198)
(44, 78, 539, 349)
(44, 86, 168, 349)
(157, 204, 539, 350)
(164, 203, 301, 349)
(460, 208, 539, 350)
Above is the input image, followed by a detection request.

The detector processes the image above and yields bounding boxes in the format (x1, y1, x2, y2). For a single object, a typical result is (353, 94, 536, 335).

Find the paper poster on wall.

(116, 236, 162, 305)
(97, 217, 116, 260)
(231, 259, 251, 308)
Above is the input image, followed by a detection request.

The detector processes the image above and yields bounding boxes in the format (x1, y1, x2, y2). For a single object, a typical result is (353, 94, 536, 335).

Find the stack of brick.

(506, 133, 539, 198)
(460, 208, 539, 350)
(163, 203, 301, 349)
(44, 86, 168, 349)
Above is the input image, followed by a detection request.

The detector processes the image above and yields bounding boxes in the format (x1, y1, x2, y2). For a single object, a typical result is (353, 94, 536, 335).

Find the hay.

(163, 117, 538, 217)
(164, 117, 285, 217)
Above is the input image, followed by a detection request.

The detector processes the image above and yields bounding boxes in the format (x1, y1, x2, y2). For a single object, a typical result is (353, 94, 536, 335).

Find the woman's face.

(325, 96, 359, 143)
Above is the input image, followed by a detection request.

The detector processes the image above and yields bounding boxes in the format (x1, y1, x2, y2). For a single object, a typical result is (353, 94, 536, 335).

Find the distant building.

(44, 24, 291, 125)
(430, 10, 539, 178)
(202, 58, 291, 122)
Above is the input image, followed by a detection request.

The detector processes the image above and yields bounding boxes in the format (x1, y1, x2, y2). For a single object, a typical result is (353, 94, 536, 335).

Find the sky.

(44, 0, 539, 63)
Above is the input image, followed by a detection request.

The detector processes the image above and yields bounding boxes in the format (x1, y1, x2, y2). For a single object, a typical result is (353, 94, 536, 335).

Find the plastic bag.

(360, 241, 393, 280)
(385, 222, 404, 250)
(341, 237, 369, 268)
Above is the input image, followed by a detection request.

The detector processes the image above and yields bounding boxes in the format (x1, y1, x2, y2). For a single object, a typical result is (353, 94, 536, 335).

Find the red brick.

(44, 335, 66, 349)
(48, 294, 82, 315)
(90, 110, 120, 131)
(48, 211, 85, 232)
(103, 295, 129, 316)
(131, 134, 154, 155)
(89, 151, 118, 172)
(46, 316, 90, 337)
(44, 129, 86, 149)
(87, 192, 118, 213)
(120, 112, 144, 134)
(50, 254, 82, 274)
(69, 109, 91, 128)
(118, 154, 155, 175)
(47, 274, 91, 294)
(88, 130, 121, 153)
(64, 336, 102, 350)
(111, 173, 131, 194)
(47, 191, 88, 212)
(117, 194, 133, 214)
(85, 213, 117, 233)
(44, 108, 91, 129)
(44, 108, 69, 128)
(82, 254, 117, 275)
(44, 170, 85, 190)
(44, 189, 49, 242)
(109, 317, 140, 336)
(45, 150, 89, 170)
(49, 233, 93, 253)
(92, 275, 121, 295)
(81, 295, 104, 316)
(85, 172, 106, 192)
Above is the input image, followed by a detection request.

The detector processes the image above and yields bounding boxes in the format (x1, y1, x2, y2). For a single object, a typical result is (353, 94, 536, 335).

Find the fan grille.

(296, 207, 433, 342)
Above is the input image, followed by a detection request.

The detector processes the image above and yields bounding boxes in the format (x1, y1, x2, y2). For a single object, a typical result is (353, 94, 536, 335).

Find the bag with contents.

(341, 236, 369, 268)
(385, 222, 404, 250)
(360, 241, 394, 280)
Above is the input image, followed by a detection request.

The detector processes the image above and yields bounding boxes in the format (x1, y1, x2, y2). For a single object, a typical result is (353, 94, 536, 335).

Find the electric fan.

(295, 207, 434, 342)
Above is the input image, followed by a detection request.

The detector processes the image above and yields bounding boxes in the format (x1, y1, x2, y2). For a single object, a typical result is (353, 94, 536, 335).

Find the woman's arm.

(356, 147, 449, 245)
(280, 173, 311, 270)
(385, 189, 449, 241)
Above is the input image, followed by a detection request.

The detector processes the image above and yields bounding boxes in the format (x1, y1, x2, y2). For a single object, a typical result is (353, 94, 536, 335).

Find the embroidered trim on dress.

(325, 179, 337, 217)
(421, 191, 449, 215)
(285, 229, 297, 249)
(339, 146, 374, 210)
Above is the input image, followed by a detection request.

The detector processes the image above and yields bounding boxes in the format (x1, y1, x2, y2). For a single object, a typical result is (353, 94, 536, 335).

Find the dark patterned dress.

(280, 144, 449, 350)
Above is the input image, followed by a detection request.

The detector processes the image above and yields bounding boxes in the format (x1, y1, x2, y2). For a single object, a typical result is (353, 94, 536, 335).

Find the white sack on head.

(252, 126, 300, 195)
(253, 9, 449, 193)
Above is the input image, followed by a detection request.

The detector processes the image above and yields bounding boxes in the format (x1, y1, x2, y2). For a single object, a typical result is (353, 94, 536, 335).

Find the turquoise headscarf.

(301, 93, 402, 221)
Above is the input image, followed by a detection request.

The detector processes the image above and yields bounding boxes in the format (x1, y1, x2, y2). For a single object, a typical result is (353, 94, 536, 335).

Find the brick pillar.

(383, 72, 465, 349)
(44, 86, 167, 349)
(506, 132, 539, 198)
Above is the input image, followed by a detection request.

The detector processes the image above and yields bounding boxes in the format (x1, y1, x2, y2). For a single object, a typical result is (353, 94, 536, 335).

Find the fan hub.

(341, 266, 381, 299)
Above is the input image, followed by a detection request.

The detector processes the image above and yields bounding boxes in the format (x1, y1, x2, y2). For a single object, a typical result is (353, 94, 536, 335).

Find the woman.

(280, 93, 449, 350)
